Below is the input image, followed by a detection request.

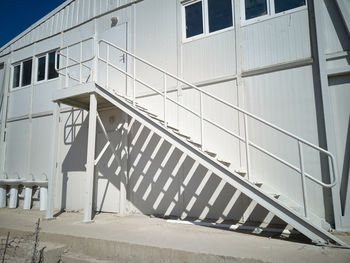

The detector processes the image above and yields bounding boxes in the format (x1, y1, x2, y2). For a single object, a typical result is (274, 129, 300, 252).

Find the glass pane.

(274, 0, 305, 13)
(48, 51, 58, 79)
(22, 60, 32, 86)
(245, 0, 267, 20)
(208, 0, 233, 33)
(37, 56, 46, 81)
(13, 65, 20, 88)
(185, 1, 204, 38)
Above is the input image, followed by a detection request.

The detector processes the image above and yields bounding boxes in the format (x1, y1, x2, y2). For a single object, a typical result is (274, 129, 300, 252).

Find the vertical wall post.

(234, 0, 245, 170)
(45, 102, 61, 220)
(0, 54, 12, 176)
(312, 0, 342, 230)
(83, 93, 97, 222)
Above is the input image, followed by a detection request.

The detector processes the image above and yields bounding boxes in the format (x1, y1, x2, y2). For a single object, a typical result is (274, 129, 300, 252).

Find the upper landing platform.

(52, 82, 114, 110)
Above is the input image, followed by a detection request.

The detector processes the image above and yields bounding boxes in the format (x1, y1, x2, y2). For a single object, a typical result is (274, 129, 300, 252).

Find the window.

(13, 65, 20, 88)
(274, 0, 305, 14)
(36, 50, 59, 82)
(37, 56, 46, 81)
(245, 0, 267, 20)
(183, 0, 234, 40)
(208, 0, 233, 33)
(185, 1, 204, 38)
(242, 0, 306, 22)
(12, 59, 33, 89)
(48, 51, 59, 79)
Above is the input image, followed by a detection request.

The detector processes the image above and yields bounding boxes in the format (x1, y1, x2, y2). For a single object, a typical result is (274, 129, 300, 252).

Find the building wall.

(0, 0, 349, 226)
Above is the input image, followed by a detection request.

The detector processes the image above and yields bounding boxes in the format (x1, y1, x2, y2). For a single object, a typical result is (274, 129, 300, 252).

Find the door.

(98, 23, 127, 95)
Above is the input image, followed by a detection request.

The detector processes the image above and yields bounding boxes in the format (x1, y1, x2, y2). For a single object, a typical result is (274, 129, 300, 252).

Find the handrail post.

(244, 114, 251, 180)
(65, 47, 69, 88)
(298, 140, 308, 218)
(133, 56, 136, 106)
(106, 45, 110, 89)
(163, 73, 167, 127)
(200, 91, 204, 150)
(79, 41, 83, 84)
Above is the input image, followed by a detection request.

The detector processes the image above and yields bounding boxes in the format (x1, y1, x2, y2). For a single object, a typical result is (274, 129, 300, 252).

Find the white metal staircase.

(54, 38, 348, 247)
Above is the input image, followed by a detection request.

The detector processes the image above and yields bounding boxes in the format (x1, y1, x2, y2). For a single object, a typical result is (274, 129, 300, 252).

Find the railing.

(95, 39, 339, 219)
(55, 37, 95, 88)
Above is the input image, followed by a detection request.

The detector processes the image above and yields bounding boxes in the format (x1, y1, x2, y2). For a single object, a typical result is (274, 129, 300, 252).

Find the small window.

(21, 59, 32, 87)
(245, 0, 268, 20)
(274, 0, 306, 14)
(185, 1, 204, 38)
(48, 51, 58, 79)
(13, 65, 20, 88)
(37, 56, 46, 82)
(208, 0, 233, 33)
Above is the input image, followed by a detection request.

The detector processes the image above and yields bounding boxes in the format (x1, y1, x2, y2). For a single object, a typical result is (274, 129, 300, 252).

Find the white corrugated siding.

(0, 0, 139, 57)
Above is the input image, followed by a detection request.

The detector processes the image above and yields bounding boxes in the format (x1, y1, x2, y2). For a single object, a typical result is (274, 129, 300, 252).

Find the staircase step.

(187, 139, 202, 148)
(205, 150, 217, 158)
(235, 169, 247, 177)
(173, 130, 191, 139)
(217, 159, 231, 167)
(166, 124, 179, 132)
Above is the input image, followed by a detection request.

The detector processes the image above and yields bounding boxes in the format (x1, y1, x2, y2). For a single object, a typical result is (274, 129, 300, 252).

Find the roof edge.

(0, 0, 75, 54)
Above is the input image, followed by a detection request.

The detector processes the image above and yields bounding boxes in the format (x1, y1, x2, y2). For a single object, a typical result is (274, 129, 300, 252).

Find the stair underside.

(53, 83, 348, 247)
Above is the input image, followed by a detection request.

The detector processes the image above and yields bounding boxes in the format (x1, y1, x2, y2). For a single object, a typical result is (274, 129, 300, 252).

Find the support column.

(119, 112, 129, 215)
(312, 0, 342, 229)
(83, 93, 97, 222)
(45, 102, 61, 219)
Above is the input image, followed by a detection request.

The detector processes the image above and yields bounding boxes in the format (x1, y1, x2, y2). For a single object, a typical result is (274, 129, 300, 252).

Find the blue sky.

(0, 0, 67, 48)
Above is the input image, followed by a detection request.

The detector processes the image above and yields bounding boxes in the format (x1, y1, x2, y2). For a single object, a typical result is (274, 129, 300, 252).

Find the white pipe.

(167, 219, 298, 235)
(23, 186, 33, 210)
(0, 185, 6, 208)
(40, 186, 47, 211)
(9, 185, 18, 208)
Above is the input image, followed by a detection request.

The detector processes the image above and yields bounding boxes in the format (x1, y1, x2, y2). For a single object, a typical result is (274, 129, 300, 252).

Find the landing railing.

(55, 37, 95, 88)
(96, 39, 340, 220)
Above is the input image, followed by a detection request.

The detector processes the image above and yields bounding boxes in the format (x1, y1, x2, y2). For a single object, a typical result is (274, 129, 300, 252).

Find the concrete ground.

(0, 208, 349, 263)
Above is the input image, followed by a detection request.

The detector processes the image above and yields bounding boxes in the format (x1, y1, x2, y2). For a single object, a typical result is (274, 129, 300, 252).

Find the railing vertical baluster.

(298, 141, 308, 218)
(106, 45, 110, 89)
(79, 41, 83, 84)
(164, 73, 167, 127)
(65, 47, 69, 88)
(244, 114, 251, 180)
(199, 91, 204, 150)
(133, 56, 136, 106)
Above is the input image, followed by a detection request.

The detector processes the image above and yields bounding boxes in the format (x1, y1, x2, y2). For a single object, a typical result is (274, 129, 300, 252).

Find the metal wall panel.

(241, 9, 311, 71)
(29, 116, 53, 180)
(183, 30, 236, 83)
(135, 0, 178, 96)
(4, 120, 30, 179)
(323, 0, 350, 54)
(7, 88, 32, 119)
(243, 65, 329, 220)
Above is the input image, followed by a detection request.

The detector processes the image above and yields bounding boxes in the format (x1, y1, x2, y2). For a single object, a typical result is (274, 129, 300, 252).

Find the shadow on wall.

(60, 109, 88, 211)
(126, 117, 289, 231)
(57, 107, 291, 235)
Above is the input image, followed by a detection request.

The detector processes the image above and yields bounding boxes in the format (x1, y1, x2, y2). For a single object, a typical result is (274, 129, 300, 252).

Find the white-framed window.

(12, 58, 33, 89)
(182, 0, 234, 41)
(241, 0, 307, 24)
(36, 50, 59, 83)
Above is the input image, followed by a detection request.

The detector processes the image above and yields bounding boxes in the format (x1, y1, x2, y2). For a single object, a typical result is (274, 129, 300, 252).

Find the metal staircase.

(54, 38, 348, 247)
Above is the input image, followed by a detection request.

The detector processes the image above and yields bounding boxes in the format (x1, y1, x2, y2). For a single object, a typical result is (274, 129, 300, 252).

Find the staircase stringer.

(94, 84, 348, 247)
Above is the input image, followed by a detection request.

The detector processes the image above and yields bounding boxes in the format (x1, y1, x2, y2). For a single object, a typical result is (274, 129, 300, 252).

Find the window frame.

(240, 0, 307, 26)
(35, 49, 59, 84)
(11, 58, 33, 90)
(182, 0, 234, 42)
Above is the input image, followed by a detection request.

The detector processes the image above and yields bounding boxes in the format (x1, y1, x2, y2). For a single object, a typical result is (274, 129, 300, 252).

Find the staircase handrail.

(95, 38, 341, 220)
